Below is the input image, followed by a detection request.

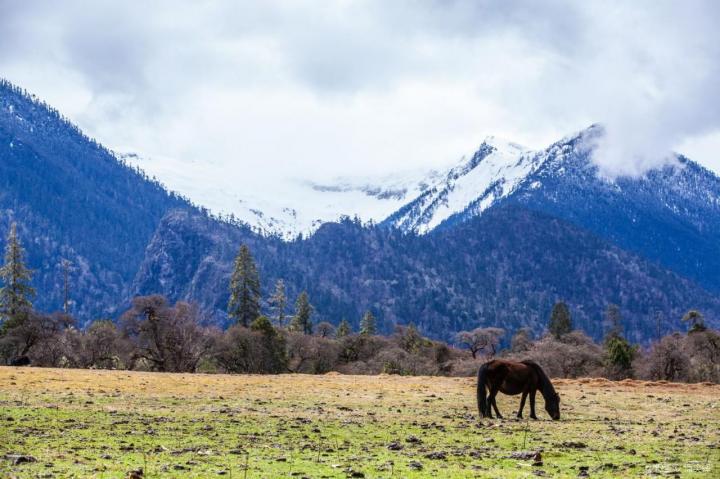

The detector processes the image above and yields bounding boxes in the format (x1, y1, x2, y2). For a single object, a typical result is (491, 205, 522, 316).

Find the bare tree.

(77, 320, 133, 369)
(682, 329, 720, 383)
(635, 333, 690, 382)
(286, 332, 339, 373)
(455, 327, 505, 359)
(121, 295, 212, 372)
(315, 321, 335, 338)
(0, 310, 73, 364)
(510, 327, 533, 353)
(517, 331, 604, 378)
(213, 325, 267, 373)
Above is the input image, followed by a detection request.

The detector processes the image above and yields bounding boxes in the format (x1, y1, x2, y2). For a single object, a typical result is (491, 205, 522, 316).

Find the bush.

(513, 331, 604, 378)
(635, 333, 690, 382)
(286, 332, 339, 373)
(120, 296, 212, 372)
(214, 323, 287, 374)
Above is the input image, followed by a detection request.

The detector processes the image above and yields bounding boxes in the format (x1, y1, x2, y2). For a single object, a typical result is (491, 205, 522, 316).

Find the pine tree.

(62, 258, 71, 314)
(548, 301, 572, 339)
(400, 323, 423, 352)
(0, 223, 35, 331)
(360, 310, 377, 336)
(250, 315, 287, 373)
(227, 244, 261, 327)
(269, 279, 287, 327)
(290, 291, 313, 334)
(603, 303, 622, 341)
(602, 304, 635, 378)
(250, 315, 276, 336)
(336, 319, 351, 338)
(605, 335, 636, 377)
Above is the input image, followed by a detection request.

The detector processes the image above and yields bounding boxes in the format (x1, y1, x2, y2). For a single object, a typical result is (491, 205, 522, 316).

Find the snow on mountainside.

(384, 138, 536, 233)
(120, 151, 447, 238)
(119, 136, 531, 238)
(121, 125, 720, 247)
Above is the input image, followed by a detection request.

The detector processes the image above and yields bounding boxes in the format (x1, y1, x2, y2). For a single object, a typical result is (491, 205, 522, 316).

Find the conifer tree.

(360, 310, 377, 336)
(0, 223, 35, 331)
(400, 323, 423, 353)
(603, 303, 622, 342)
(269, 279, 287, 327)
(548, 301, 572, 339)
(601, 304, 635, 378)
(250, 315, 287, 373)
(605, 335, 636, 377)
(227, 244, 261, 327)
(336, 319, 351, 338)
(290, 291, 313, 334)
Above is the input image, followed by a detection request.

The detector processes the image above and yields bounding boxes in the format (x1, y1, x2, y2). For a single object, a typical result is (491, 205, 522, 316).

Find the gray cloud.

(1, 0, 719, 182)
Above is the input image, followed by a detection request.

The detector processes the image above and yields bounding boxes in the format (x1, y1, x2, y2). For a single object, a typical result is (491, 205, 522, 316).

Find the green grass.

(1, 368, 719, 478)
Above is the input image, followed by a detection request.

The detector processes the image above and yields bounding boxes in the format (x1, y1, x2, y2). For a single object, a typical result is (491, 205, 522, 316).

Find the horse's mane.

(521, 360, 556, 398)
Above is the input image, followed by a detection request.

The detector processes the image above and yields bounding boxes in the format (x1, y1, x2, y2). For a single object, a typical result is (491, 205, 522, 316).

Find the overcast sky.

(2, 0, 719, 183)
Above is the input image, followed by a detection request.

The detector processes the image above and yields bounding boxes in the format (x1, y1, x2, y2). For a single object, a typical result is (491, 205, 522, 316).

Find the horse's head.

(545, 392, 560, 420)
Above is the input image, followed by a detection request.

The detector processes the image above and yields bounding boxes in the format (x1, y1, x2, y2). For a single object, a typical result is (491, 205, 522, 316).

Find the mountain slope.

(384, 138, 537, 233)
(134, 206, 720, 342)
(387, 126, 720, 293)
(0, 79, 194, 320)
(504, 128, 720, 293)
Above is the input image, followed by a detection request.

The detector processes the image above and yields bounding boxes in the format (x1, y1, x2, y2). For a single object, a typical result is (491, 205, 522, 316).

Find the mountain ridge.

(1, 79, 719, 342)
(0, 79, 197, 320)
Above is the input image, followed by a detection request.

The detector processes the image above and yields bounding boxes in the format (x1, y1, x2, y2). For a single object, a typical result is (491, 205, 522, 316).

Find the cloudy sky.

(2, 0, 719, 188)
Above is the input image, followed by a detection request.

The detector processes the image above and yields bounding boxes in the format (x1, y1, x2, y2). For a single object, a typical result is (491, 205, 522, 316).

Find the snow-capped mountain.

(384, 137, 536, 233)
(4, 79, 720, 341)
(121, 125, 720, 285)
(119, 136, 537, 238)
(387, 125, 720, 292)
(119, 151, 446, 238)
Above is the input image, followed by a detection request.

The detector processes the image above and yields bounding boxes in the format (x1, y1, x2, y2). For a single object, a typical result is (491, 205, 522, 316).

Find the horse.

(9, 355, 31, 366)
(477, 359, 560, 420)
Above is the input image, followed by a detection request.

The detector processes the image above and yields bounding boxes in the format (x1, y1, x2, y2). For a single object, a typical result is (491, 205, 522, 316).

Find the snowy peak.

(384, 138, 538, 233)
(119, 124, 720, 241)
(119, 149, 446, 239)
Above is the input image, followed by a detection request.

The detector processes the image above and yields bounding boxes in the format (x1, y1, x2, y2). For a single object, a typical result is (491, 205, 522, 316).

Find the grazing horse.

(477, 359, 560, 420)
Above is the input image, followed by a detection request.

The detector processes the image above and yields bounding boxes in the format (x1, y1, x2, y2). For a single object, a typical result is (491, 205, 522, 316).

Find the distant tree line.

(1, 225, 718, 383)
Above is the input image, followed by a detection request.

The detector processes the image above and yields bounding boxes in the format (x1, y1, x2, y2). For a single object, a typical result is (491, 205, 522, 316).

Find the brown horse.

(477, 359, 560, 420)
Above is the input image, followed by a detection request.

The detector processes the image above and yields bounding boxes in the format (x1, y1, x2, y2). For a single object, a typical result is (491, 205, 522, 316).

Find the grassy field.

(1, 367, 719, 478)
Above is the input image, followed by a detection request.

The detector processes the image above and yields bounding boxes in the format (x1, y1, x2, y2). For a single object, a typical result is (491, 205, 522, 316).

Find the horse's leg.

(483, 384, 494, 418)
(529, 389, 538, 420)
(490, 388, 503, 419)
(517, 391, 528, 419)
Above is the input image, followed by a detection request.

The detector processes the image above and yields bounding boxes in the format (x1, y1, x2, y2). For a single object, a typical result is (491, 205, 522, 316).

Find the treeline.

(1, 223, 718, 383)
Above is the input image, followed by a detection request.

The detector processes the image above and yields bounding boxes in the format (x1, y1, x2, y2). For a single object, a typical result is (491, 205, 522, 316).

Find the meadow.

(1, 367, 719, 478)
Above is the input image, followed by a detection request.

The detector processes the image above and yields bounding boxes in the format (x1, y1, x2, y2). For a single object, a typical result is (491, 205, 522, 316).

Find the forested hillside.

(0, 80, 194, 319)
(133, 206, 720, 342)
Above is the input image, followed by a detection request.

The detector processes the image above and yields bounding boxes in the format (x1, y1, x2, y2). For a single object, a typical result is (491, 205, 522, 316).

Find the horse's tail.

(477, 362, 489, 418)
